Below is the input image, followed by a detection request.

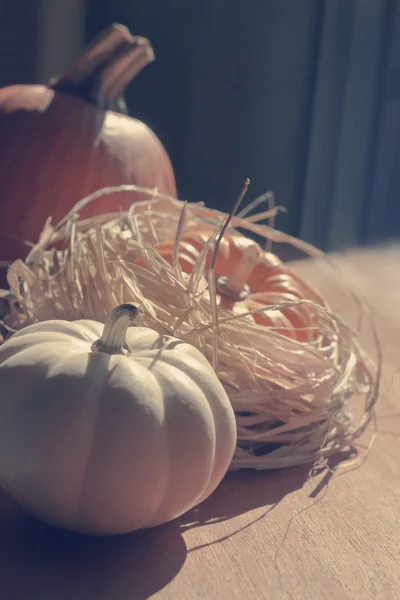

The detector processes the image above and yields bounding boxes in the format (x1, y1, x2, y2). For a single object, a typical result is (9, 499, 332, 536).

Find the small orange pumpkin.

(140, 230, 324, 343)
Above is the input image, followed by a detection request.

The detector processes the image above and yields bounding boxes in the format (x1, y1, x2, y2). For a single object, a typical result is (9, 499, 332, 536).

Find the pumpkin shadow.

(178, 466, 308, 535)
(0, 489, 186, 600)
(178, 449, 357, 535)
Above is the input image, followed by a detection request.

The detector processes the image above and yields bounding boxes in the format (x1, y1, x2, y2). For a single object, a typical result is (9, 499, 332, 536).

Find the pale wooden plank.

(0, 246, 399, 599)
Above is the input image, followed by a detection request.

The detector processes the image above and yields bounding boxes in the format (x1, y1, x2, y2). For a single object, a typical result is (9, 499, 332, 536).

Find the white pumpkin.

(0, 304, 236, 535)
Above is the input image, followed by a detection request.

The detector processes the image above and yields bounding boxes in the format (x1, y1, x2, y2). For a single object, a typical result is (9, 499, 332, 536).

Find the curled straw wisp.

(2, 185, 380, 470)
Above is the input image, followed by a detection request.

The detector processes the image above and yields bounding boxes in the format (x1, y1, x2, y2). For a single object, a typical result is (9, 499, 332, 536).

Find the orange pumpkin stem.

(217, 244, 260, 310)
(49, 24, 154, 113)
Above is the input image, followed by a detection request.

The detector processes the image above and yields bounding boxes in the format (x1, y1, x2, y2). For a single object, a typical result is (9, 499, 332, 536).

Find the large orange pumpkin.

(0, 24, 176, 285)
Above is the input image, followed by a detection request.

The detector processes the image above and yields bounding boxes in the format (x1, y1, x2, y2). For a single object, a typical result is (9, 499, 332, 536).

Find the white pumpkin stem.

(91, 303, 140, 356)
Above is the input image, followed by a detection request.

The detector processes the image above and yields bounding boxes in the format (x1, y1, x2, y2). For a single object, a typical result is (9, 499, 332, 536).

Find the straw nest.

(0, 185, 380, 470)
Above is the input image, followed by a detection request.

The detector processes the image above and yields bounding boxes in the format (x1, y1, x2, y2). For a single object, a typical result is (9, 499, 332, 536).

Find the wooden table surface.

(0, 245, 399, 600)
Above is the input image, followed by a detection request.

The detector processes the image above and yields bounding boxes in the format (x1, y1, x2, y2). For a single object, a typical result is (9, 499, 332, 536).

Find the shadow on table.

(0, 489, 186, 600)
(179, 449, 357, 534)
(178, 464, 308, 535)
(0, 451, 355, 599)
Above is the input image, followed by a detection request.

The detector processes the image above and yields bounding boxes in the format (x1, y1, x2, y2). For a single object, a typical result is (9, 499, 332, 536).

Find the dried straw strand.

(1, 185, 380, 471)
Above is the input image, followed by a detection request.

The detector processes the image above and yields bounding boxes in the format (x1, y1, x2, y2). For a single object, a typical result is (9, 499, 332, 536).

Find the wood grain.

(0, 246, 399, 599)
